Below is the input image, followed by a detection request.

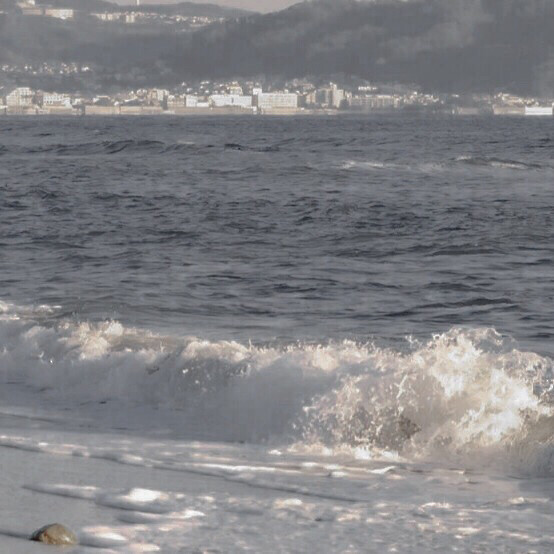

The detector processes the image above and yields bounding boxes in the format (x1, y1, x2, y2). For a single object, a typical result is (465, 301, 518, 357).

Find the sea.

(0, 114, 553, 552)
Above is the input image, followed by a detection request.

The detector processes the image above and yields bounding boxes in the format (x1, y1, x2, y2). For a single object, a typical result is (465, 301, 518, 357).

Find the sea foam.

(1, 300, 553, 475)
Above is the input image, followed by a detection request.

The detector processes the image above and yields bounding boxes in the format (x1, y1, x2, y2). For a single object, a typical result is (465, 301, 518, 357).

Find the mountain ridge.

(1, 0, 554, 96)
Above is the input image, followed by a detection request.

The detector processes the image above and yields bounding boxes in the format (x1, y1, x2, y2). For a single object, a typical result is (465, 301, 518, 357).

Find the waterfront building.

(255, 92, 298, 110)
(492, 105, 525, 115)
(6, 87, 34, 107)
(210, 94, 252, 108)
(44, 8, 74, 19)
(330, 83, 345, 109)
(41, 92, 72, 107)
(525, 106, 553, 116)
(349, 94, 399, 110)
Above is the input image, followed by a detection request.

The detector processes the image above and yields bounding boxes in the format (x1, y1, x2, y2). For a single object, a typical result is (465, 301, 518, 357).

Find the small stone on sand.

(30, 523, 78, 546)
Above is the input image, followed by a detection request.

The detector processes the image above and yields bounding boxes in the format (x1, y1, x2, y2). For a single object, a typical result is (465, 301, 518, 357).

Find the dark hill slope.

(1, 0, 554, 95)
(176, 0, 554, 95)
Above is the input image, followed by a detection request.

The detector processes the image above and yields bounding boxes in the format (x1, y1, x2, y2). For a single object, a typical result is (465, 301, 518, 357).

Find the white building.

(93, 12, 136, 23)
(93, 13, 121, 21)
(6, 87, 34, 107)
(44, 8, 74, 19)
(42, 92, 72, 107)
(185, 95, 199, 107)
(256, 92, 298, 110)
(349, 95, 399, 110)
(17, 0, 35, 7)
(210, 94, 252, 108)
(525, 106, 553, 116)
(330, 83, 345, 109)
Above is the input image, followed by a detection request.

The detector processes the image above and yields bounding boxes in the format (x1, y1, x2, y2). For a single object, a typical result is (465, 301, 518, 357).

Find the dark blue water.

(1, 115, 553, 354)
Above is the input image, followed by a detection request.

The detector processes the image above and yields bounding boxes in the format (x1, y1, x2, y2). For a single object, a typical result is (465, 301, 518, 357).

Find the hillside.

(34, 0, 251, 17)
(1, 0, 554, 95)
(176, 0, 554, 95)
(135, 2, 251, 18)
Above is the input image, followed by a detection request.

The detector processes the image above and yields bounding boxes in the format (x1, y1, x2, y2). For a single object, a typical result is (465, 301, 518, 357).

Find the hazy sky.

(204, 0, 299, 11)
(118, 0, 300, 13)
(213, 0, 299, 11)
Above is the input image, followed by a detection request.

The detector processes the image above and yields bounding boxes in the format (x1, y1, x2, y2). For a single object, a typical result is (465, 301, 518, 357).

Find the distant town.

(1, 78, 554, 117)
(2, 0, 554, 119)
(4, 0, 227, 29)
(1, 0, 553, 117)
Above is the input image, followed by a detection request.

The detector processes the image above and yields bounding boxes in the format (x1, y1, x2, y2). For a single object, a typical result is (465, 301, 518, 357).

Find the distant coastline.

(0, 107, 343, 116)
(1, 108, 552, 117)
(2, 84, 553, 118)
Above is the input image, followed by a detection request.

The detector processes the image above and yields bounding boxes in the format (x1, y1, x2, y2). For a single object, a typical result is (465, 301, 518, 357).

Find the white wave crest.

(301, 328, 554, 475)
(342, 159, 446, 173)
(1, 302, 553, 474)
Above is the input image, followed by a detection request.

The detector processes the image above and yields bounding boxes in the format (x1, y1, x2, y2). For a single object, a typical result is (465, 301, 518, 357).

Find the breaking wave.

(454, 155, 544, 171)
(0, 139, 206, 156)
(342, 156, 549, 173)
(0, 139, 289, 156)
(1, 300, 553, 475)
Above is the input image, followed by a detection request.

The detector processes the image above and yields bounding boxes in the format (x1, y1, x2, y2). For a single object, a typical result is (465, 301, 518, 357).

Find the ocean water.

(1, 115, 553, 347)
(1, 113, 554, 438)
(1, 115, 554, 551)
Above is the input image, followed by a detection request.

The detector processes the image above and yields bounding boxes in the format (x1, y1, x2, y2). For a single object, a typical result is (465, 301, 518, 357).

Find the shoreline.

(1, 109, 550, 118)
(0, 381, 553, 553)
(0, 109, 342, 117)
